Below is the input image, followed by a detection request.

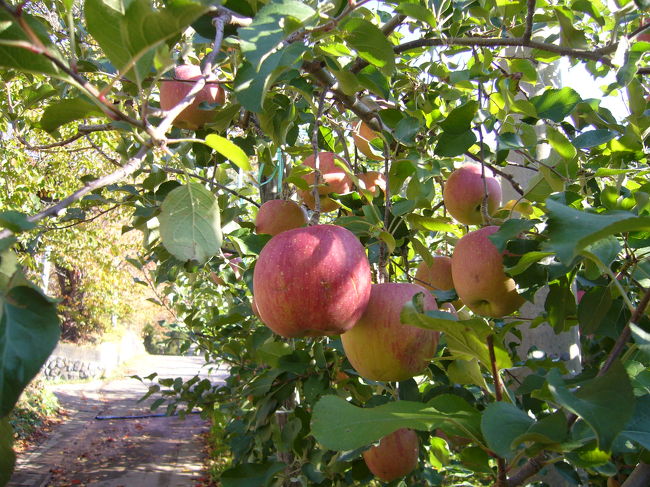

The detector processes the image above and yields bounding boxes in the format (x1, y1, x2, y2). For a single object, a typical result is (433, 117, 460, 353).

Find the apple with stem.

(443, 164, 502, 225)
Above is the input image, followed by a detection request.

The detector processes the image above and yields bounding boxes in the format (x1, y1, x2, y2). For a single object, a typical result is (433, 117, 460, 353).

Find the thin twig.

(309, 90, 329, 223)
(17, 123, 114, 150)
(465, 152, 525, 196)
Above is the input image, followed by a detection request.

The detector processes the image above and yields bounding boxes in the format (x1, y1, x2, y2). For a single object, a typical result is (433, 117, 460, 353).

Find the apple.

(440, 302, 458, 317)
(451, 226, 524, 318)
(352, 121, 383, 161)
(251, 295, 260, 319)
(363, 428, 419, 482)
(415, 256, 463, 310)
(443, 164, 502, 225)
(341, 282, 439, 382)
(300, 152, 352, 195)
(255, 199, 307, 236)
(159, 64, 225, 130)
(253, 224, 371, 337)
(356, 171, 386, 195)
(297, 189, 340, 213)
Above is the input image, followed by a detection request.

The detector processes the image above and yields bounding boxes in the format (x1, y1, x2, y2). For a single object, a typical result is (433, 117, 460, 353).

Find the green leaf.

(401, 299, 512, 369)
(40, 97, 104, 133)
(0, 418, 15, 485)
(84, 0, 209, 85)
(547, 361, 634, 451)
(555, 7, 588, 49)
(311, 394, 482, 451)
(205, 135, 251, 171)
(620, 395, 650, 450)
(577, 287, 613, 335)
(239, 0, 316, 69)
(616, 42, 648, 87)
(220, 461, 286, 487)
(630, 323, 650, 360)
(447, 359, 487, 388)
(544, 199, 650, 265)
(488, 219, 538, 252)
(0, 211, 36, 233)
(572, 129, 617, 149)
(440, 101, 478, 134)
(158, 183, 222, 264)
(545, 278, 577, 333)
(434, 130, 477, 157)
(396, 3, 436, 27)
(547, 126, 577, 159)
(506, 251, 554, 276)
(234, 44, 307, 113)
(481, 402, 533, 458)
(0, 11, 69, 80)
(1, 286, 60, 417)
(343, 18, 395, 75)
(530, 87, 582, 122)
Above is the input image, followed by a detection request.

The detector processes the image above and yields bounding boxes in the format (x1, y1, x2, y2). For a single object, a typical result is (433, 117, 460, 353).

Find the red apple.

(253, 224, 371, 337)
(363, 428, 419, 482)
(297, 189, 340, 213)
(415, 256, 463, 310)
(443, 164, 502, 225)
(341, 282, 439, 382)
(451, 226, 524, 318)
(300, 152, 352, 195)
(356, 171, 386, 195)
(159, 64, 225, 130)
(352, 121, 383, 161)
(255, 199, 307, 236)
(251, 295, 261, 319)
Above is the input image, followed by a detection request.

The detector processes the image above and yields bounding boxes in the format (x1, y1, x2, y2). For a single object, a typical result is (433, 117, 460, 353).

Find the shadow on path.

(9, 355, 228, 487)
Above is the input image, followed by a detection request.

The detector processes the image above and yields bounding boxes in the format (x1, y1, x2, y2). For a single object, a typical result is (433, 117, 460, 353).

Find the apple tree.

(1, 0, 650, 486)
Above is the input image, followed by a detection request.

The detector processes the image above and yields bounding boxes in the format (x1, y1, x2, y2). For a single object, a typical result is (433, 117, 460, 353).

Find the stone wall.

(41, 331, 145, 381)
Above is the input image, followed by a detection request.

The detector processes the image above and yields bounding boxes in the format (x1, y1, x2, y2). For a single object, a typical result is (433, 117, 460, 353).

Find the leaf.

(0, 286, 60, 417)
(488, 219, 538, 252)
(572, 129, 617, 149)
(84, 0, 209, 85)
(0, 211, 36, 233)
(481, 402, 533, 458)
(434, 130, 477, 157)
(234, 43, 307, 113)
(396, 3, 436, 27)
(545, 278, 577, 332)
(343, 18, 395, 75)
(547, 361, 635, 451)
(40, 97, 104, 133)
(158, 183, 222, 264)
(619, 395, 650, 450)
(204, 135, 251, 171)
(239, 0, 316, 69)
(577, 287, 613, 335)
(506, 251, 554, 276)
(530, 87, 582, 122)
(440, 101, 478, 134)
(547, 126, 577, 159)
(543, 199, 650, 265)
(630, 323, 650, 360)
(220, 461, 286, 487)
(0, 10, 69, 80)
(311, 394, 482, 451)
(0, 418, 15, 485)
(401, 299, 512, 369)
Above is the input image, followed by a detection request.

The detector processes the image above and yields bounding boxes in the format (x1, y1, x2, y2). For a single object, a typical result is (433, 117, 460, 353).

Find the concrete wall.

(41, 331, 145, 381)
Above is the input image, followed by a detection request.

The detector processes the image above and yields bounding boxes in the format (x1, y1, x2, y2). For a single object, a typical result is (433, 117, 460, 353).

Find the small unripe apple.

(159, 64, 225, 130)
(300, 152, 352, 195)
(363, 428, 419, 482)
(255, 199, 307, 236)
(356, 171, 386, 195)
(253, 224, 372, 337)
(443, 164, 502, 225)
(352, 121, 383, 161)
(341, 282, 439, 382)
(451, 226, 524, 318)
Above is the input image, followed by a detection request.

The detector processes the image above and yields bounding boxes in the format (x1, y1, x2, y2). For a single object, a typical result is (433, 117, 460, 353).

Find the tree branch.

(523, 0, 535, 44)
(17, 123, 114, 150)
(622, 462, 650, 487)
(0, 145, 149, 240)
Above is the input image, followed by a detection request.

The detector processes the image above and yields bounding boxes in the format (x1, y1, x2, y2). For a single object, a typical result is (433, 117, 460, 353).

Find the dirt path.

(9, 355, 228, 487)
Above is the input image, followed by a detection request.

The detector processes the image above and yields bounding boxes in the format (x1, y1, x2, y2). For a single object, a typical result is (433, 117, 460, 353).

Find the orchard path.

(8, 355, 229, 487)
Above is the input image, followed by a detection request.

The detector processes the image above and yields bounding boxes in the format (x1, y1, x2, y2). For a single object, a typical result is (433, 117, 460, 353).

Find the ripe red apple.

(159, 64, 225, 130)
(251, 295, 261, 319)
(451, 226, 524, 318)
(363, 428, 419, 482)
(253, 224, 371, 337)
(352, 121, 383, 161)
(300, 152, 352, 195)
(443, 164, 502, 225)
(415, 256, 463, 310)
(356, 171, 386, 195)
(297, 189, 340, 213)
(341, 282, 439, 382)
(255, 199, 307, 236)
